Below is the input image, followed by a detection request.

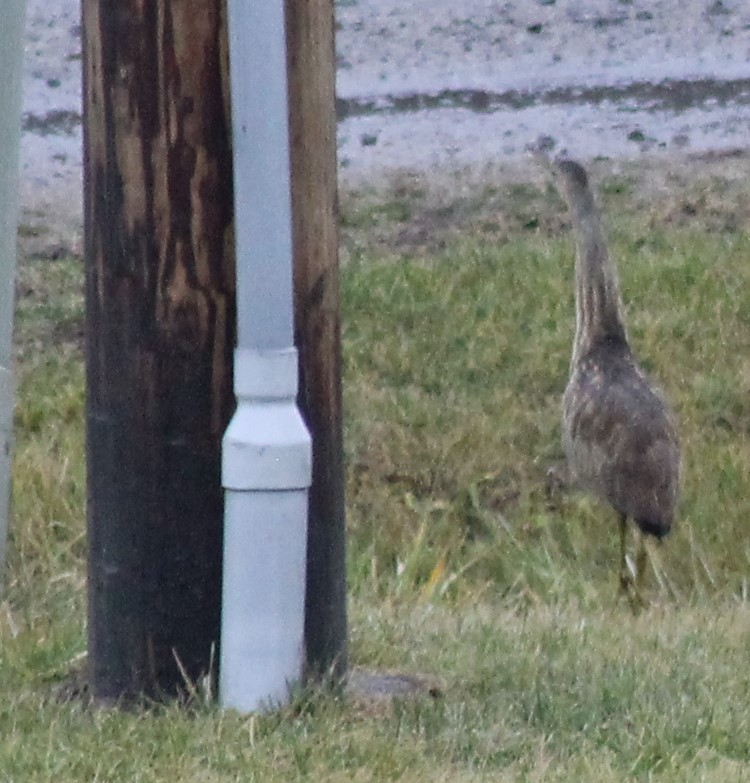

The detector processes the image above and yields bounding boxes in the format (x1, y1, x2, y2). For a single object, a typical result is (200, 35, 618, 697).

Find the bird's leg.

(634, 532, 651, 610)
(616, 515, 645, 614)
(635, 532, 648, 590)
(618, 513, 633, 594)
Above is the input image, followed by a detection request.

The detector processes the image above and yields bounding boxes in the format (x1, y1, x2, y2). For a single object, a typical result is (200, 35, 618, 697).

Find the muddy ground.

(19, 0, 750, 256)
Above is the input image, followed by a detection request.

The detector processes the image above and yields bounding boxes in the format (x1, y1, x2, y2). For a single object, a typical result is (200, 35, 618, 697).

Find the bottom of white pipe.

(220, 488, 308, 713)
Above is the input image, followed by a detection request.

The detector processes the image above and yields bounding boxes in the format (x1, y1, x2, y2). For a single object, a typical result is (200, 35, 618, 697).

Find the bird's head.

(527, 140, 595, 216)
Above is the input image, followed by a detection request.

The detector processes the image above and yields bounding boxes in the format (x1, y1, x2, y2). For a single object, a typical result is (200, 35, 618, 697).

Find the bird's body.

(549, 157, 679, 602)
(563, 336, 679, 540)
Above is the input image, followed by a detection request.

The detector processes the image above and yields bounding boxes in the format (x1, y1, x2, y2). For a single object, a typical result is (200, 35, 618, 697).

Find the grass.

(4, 179, 750, 780)
(343, 224, 750, 606)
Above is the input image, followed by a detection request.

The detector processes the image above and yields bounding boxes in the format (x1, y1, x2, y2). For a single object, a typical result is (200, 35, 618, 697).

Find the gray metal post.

(0, 0, 27, 577)
(221, 0, 312, 712)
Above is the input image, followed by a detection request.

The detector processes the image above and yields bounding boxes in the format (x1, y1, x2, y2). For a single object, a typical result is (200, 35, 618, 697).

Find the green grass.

(342, 226, 750, 606)
(4, 199, 750, 780)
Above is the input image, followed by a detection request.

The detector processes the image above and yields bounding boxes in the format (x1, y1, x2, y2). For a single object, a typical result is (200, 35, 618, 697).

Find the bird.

(539, 154, 680, 606)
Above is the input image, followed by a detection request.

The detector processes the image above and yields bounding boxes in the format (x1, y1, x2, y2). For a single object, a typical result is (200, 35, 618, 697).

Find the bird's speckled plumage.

(563, 335, 679, 539)
(549, 157, 680, 601)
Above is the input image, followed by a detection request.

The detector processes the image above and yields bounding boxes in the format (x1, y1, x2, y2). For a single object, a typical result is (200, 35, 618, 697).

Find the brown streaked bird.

(541, 155, 680, 605)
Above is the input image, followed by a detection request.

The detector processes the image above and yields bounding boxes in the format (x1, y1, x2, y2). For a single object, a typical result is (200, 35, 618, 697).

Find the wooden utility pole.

(83, 1, 234, 700)
(286, 0, 348, 679)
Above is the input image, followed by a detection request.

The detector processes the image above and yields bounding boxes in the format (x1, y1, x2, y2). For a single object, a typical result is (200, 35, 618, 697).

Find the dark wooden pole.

(83, 0, 235, 701)
(286, 0, 348, 680)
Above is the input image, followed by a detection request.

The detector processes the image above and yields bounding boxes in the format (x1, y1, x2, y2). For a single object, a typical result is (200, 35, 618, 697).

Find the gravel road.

(19, 0, 750, 251)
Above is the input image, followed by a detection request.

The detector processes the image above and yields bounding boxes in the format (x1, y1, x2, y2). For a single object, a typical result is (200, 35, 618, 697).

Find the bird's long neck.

(570, 202, 628, 366)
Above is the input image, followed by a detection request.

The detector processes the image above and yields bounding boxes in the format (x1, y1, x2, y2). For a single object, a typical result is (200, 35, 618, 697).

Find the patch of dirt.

(346, 666, 443, 717)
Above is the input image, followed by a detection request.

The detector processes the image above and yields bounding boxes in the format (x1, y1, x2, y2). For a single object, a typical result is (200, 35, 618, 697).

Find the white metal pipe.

(0, 0, 27, 577)
(227, 0, 294, 351)
(221, 0, 312, 712)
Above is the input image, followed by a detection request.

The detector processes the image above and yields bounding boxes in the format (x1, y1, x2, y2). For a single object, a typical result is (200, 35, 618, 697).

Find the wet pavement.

(18, 0, 750, 249)
(22, 0, 83, 252)
(335, 0, 750, 185)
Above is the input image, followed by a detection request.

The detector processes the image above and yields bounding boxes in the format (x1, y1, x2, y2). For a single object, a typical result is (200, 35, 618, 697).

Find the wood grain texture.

(83, 0, 235, 700)
(286, 0, 348, 679)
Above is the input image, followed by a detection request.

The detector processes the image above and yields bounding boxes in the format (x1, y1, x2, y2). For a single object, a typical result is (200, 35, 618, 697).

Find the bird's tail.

(637, 517, 671, 540)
